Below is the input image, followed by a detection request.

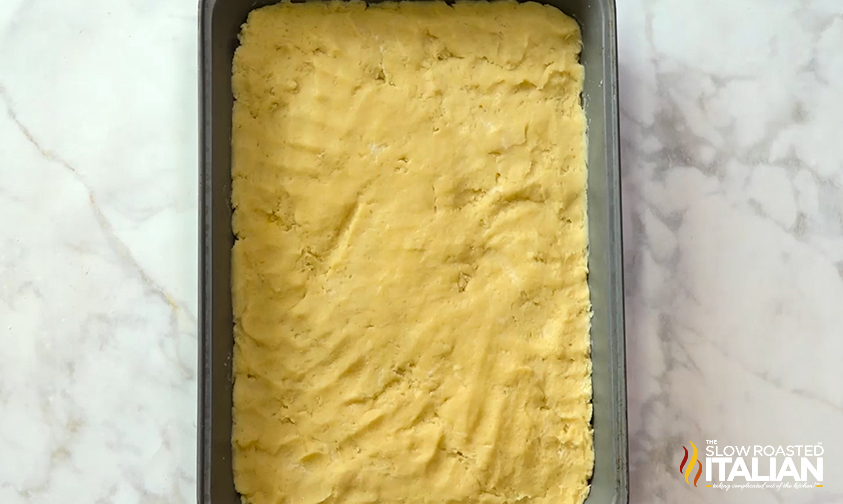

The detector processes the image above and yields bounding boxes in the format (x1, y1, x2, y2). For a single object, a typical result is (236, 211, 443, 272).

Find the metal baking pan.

(199, 1, 627, 503)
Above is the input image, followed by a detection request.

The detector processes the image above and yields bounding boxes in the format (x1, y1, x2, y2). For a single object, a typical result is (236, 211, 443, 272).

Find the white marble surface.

(0, 0, 841, 503)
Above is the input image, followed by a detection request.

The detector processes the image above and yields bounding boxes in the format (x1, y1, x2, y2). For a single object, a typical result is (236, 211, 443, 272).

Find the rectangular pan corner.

(199, 1, 627, 502)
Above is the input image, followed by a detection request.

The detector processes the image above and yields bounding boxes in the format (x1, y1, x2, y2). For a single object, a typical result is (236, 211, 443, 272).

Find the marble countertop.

(1, 0, 841, 503)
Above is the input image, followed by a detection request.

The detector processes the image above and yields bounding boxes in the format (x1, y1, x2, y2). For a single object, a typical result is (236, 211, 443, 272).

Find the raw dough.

(231, 2, 592, 504)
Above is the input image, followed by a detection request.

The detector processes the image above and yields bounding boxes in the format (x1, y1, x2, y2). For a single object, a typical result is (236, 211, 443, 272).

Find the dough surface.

(231, 2, 592, 504)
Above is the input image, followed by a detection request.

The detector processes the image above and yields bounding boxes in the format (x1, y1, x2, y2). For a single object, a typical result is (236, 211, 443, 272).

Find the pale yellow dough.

(231, 2, 592, 503)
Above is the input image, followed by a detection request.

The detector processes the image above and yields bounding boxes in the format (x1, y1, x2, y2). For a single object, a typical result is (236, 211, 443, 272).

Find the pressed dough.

(230, 2, 592, 504)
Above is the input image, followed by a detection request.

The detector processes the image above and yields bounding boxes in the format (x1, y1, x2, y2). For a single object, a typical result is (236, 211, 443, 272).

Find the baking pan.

(199, 1, 627, 503)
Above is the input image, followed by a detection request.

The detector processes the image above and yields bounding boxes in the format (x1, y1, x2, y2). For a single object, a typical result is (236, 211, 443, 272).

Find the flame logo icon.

(679, 441, 703, 487)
